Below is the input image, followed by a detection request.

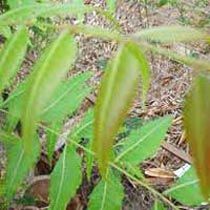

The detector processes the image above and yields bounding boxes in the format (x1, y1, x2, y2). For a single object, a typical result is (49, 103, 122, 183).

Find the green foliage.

(46, 121, 62, 163)
(7, 0, 39, 9)
(4, 135, 40, 202)
(184, 73, 210, 198)
(0, 25, 11, 38)
(93, 43, 141, 177)
(88, 170, 124, 210)
(49, 145, 82, 210)
(134, 26, 209, 44)
(0, 27, 28, 93)
(152, 200, 166, 210)
(70, 109, 94, 179)
(42, 72, 92, 122)
(106, 0, 116, 14)
(158, 0, 178, 7)
(21, 30, 77, 153)
(116, 116, 172, 164)
(44, 72, 92, 161)
(127, 43, 151, 103)
(0, 3, 88, 26)
(0, 1, 209, 209)
(70, 108, 94, 141)
(164, 167, 204, 205)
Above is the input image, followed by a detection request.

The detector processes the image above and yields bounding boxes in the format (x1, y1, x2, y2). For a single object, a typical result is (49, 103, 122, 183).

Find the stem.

(0, 108, 178, 209)
(55, 23, 210, 71)
(110, 162, 179, 210)
(61, 24, 127, 43)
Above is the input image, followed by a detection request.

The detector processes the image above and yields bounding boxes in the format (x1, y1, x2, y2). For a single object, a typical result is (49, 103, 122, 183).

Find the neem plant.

(0, 0, 210, 209)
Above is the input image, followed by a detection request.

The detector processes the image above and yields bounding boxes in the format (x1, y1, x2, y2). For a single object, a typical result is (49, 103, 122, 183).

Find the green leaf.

(0, 131, 19, 146)
(164, 167, 204, 205)
(152, 200, 166, 210)
(88, 170, 124, 210)
(7, 0, 38, 9)
(72, 0, 85, 22)
(3, 81, 26, 131)
(0, 3, 90, 26)
(115, 116, 172, 164)
(21, 30, 77, 153)
(70, 108, 94, 141)
(134, 26, 209, 43)
(42, 72, 92, 122)
(158, 0, 169, 7)
(49, 145, 82, 210)
(46, 121, 62, 163)
(0, 26, 12, 38)
(127, 43, 150, 103)
(184, 73, 210, 198)
(0, 27, 28, 93)
(5, 71, 90, 131)
(86, 139, 94, 180)
(93, 43, 141, 176)
(106, 0, 116, 14)
(4, 135, 40, 201)
(70, 109, 94, 179)
(122, 162, 143, 179)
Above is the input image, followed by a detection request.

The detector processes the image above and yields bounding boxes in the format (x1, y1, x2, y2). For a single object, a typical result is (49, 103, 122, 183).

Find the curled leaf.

(0, 27, 28, 93)
(93, 43, 141, 176)
(0, 3, 89, 26)
(21, 30, 77, 153)
(134, 26, 209, 44)
(126, 43, 150, 104)
(184, 73, 210, 198)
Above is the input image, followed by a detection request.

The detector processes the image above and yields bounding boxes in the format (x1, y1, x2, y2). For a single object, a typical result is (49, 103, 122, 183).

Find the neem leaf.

(70, 109, 94, 179)
(116, 116, 172, 164)
(0, 27, 28, 93)
(44, 72, 91, 161)
(4, 135, 40, 201)
(127, 43, 150, 103)
(164, 167, 204, 205)
(49, 145, 82, 210)
(0, 26, 12, 38)
(70, 108, 94, 141)
(134, 26, 209, 44)
(88, 170, 124, 210)
(46, 121, 62, 163)
(5, 71, 90, 131)
(42, 72, 92, 122)
(184, 73, 210, 198)
(21, 30, 77, 153)
(93, 43, 141, 176)
(0, 131, 19, 147)
(3, 81, 26, 131)
(0, 3, 90, 26)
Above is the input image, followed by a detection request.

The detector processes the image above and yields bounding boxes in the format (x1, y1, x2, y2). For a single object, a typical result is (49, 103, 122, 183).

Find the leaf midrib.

(164, 179, 199, 194)
(26, 32, 65, 112)
(100, 180, 108, 210)
(115, 118, 169, 161)
(6, 148, 24, 195)
(42, 76, 85, 114)
(52, 146, 67, 210)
